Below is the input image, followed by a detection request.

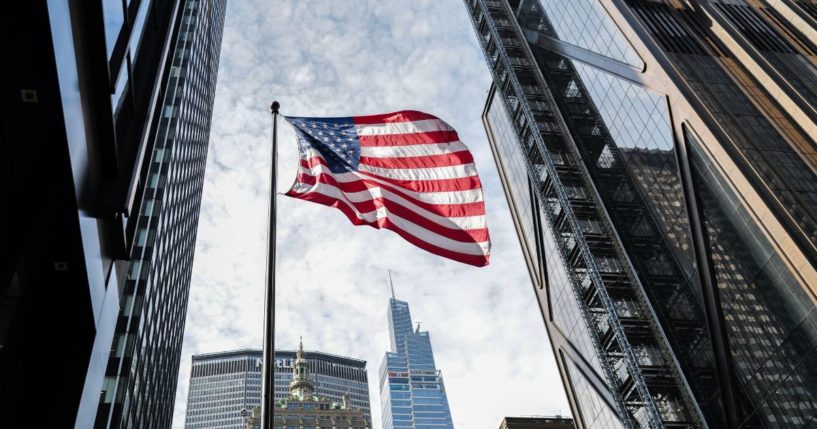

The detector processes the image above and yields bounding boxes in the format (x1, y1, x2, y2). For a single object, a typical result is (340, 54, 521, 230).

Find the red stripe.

(300, 157, 483, 192)
(360, 151, 474, 170)
(353, 110, 440, 125)
(290, 176, 489, 242)
(295, 172, 486, 218)
(358, 131, 459, 147)
(284, 190, 490, 267)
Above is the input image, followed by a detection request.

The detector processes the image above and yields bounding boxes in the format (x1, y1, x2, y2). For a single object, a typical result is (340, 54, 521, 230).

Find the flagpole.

(261, 101, 280, 429)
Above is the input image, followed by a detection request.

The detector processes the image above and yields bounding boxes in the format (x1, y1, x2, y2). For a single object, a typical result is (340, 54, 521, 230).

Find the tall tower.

(290, 338, 316, 400)
(1, 0, 226, 427)
(465, 0, 817, 428)
(379, 294, 454, 429)
(95, 1, 228, 426)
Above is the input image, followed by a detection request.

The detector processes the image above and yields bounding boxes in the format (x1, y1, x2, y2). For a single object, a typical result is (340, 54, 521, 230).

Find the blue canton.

(286, 116, 361, 174)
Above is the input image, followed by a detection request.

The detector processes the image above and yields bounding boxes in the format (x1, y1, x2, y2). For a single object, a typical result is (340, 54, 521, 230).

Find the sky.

(171, 1, 571, 427)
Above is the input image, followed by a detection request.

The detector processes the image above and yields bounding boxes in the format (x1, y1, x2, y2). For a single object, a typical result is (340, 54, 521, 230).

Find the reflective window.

(102, 0, 125, 59)
(486, 92, 541, 278)
(688, 126, 817, 428)
(565, 358, 625, 429)
(534, 0, 642, 68)
(111, 58, 130, 114)
(129, 0, 152, 58)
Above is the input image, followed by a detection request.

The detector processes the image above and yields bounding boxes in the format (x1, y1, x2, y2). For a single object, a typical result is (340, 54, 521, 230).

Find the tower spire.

(289, 337, 315, 400)
(388, 269, 395, 300)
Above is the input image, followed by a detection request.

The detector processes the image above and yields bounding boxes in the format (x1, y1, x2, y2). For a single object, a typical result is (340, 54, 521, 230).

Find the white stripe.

(297, 163, 484, 205)
(293, 170, 487, 229)
(289, 181, 490, 256)
(358, 162, 477, 181)
(355, 119, 453, 136)
(360, 141, 469, 158)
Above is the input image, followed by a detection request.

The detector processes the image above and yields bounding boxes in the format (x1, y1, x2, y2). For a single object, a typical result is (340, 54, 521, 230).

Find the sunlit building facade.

(184, 348, 372, 428)
(185, 350, 262, 429)
(274, 349, 372, 421)
(379, 295, 454, 429)
(274, 340, 370, 429)
(466, 0, 817, 428)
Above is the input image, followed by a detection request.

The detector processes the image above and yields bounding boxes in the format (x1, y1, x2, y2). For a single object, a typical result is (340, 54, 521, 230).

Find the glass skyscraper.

(465, 1, 817, 428)
(1, 0, 225, 427)
(379, 295, 454, 429)
(184, 348, 372, 428)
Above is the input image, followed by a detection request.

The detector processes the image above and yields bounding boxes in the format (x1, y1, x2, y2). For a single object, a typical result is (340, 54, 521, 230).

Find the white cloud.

(172, 1, 571, 427)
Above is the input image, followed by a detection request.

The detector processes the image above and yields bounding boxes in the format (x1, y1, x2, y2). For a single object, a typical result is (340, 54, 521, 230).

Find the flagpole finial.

(270, 101, 280, 114)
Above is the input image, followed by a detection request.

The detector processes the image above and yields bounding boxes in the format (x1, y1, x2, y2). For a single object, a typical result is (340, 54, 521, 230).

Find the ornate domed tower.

(274, 338, 369, 428)
(288, 338, 315, 400)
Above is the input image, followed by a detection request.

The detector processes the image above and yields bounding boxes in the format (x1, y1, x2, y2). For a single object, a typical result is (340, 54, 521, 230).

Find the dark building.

(183, 347, 371, 428)
(465, 0, 817, 428)
(1, 0, 226, 427)
(499, 416, 575, 429)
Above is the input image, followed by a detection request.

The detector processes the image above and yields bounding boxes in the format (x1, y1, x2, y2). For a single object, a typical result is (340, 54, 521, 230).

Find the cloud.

(172, 1, 571, 427)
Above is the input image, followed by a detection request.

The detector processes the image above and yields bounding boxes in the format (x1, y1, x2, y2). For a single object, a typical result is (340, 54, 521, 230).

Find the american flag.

(284, 110, 490, 267)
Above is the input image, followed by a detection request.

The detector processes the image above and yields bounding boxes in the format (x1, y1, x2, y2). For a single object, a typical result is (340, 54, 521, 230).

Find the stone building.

(273, 339, 369, 429)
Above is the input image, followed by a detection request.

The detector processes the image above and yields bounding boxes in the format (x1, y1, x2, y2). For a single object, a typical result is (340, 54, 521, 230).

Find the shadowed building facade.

(499, 416, 575, 429)
(465, 0, 817, 428)
(379, 294, 454, 429)
(1, 0, 226, 427)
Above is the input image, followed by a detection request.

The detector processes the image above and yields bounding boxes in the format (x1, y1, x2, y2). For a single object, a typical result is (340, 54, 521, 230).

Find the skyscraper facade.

(184, 348, 372, 428)
(379, 295, 454, 429)
(1, 0, 225, 427)
(465, 1, 817, 428)
(96, 1, 227, 426)
(185, 350, 262, 429)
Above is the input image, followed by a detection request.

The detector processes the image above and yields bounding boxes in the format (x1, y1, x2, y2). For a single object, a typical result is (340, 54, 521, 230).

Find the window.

(102, 0, 125, 59)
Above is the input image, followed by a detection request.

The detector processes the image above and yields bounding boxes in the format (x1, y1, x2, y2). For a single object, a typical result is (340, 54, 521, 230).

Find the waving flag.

(284, 110, 490, 266)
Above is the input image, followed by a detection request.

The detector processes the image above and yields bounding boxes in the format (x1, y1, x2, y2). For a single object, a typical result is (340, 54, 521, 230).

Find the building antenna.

(388, 269, 395, 300)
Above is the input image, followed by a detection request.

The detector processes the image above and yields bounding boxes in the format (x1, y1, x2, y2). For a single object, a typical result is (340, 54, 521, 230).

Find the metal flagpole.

(261, 101, 280, 429)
